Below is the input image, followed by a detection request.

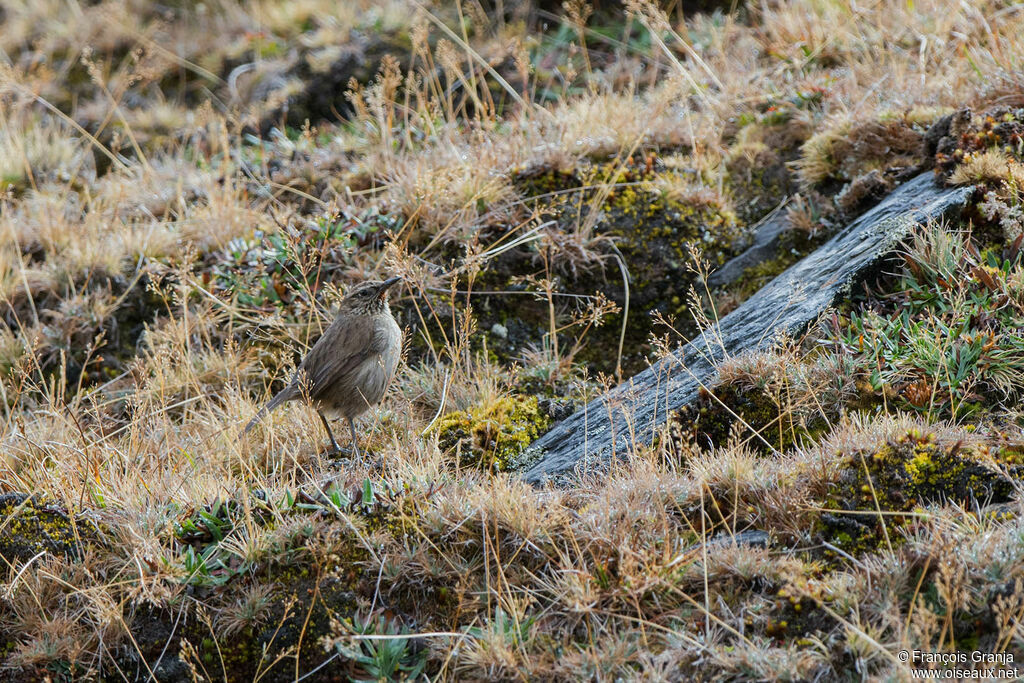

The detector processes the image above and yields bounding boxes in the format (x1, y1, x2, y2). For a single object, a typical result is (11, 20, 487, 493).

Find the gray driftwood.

(521, 173, 974, 485)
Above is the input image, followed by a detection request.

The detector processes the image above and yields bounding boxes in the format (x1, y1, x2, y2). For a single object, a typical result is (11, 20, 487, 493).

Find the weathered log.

(521, 173, 974, 485)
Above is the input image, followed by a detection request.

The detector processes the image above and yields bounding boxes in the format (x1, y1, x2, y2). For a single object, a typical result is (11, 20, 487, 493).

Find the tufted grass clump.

(794, 110, 943, 189)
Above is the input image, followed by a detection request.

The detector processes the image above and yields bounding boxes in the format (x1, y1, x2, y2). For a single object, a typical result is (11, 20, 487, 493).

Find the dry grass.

(949, 148, 1024, 187)
(0, 0, 1022, 680)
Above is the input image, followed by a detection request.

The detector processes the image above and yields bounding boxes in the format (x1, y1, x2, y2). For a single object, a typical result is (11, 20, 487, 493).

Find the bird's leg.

(318, 411, 342, 454)
(347, 416, 362, 460)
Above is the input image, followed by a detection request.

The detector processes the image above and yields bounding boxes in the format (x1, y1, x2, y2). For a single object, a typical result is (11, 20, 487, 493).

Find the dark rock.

(520, 173, 975, 485)
(934, 108, 974, 163)
(923, 111, 954, 159)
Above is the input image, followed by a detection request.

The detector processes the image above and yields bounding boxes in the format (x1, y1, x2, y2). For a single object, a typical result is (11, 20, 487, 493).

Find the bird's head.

(339, 276, 402, 314)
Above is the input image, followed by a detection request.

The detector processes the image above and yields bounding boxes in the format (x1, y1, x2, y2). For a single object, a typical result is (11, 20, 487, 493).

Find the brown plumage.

(244, 276, 403, 455)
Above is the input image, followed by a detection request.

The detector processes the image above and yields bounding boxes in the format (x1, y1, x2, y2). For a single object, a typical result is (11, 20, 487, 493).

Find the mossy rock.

(817, 429, 1024, 558)
(406, 158, 746, 376)
(0, 493, 102, 564)
(597, 176, 743, 321)
(435, 395, 551, 471)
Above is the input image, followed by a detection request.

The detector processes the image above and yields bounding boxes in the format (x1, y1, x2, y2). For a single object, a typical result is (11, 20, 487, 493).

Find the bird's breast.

(377, 315, 402, 375)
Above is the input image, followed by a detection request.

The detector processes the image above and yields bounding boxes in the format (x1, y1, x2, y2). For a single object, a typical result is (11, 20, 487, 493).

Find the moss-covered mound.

(817, 428, 1024, 558)
(678, 382, 817, 455)
(459, 158, 746, 375)
(112, 486, 420, 681)
(435, 394, 551, 470)
(133, 570, 367, 682)
(725, 106, 812, 222)
(672, 350, 844, 456)
(0, 494, 103, 565)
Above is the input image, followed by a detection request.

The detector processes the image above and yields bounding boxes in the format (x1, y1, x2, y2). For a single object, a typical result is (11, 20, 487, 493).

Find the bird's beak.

(376, 276, 402, 300)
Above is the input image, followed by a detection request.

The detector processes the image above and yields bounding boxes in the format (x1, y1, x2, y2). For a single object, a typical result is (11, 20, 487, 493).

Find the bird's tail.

(242, 386, 294, 435)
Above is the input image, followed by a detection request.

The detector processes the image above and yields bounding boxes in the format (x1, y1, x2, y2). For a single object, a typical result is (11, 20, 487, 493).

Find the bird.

(243, 276, 403, 457)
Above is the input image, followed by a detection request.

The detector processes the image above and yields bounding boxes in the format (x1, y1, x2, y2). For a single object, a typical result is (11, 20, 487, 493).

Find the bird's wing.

(297, 312, 376, 400)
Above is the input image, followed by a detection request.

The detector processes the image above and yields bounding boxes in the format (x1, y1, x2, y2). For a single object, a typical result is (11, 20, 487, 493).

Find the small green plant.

(211, 207, 402, 309)
(464, 607, 536, 649)
(331, 614, 427, 683)
(823, 225, 1024, 417)
(175, 498, 235, 544)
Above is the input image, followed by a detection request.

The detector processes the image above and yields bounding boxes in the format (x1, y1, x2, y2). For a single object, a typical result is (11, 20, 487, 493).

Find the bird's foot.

(321, 445, 355, 458)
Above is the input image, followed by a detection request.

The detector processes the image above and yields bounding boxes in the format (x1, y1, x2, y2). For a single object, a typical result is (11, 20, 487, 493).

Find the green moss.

(501, 158, 746, 374)
(817, 428, 1023, 558)
(434, 395, 551, 471)
(0, 493, 102, 564)
(728, 254, 795, 303)
(513, 166, 581, 197)
(599, 183, 742, 329)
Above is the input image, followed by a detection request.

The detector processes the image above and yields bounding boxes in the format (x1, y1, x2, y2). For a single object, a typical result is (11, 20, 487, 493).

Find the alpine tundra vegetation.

(0, 0, 1023, 680)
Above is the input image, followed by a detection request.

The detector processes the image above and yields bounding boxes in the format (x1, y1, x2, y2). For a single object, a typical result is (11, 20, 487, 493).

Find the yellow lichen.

(434, 395, 551, 471)
(818, 429, 1021, 558)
